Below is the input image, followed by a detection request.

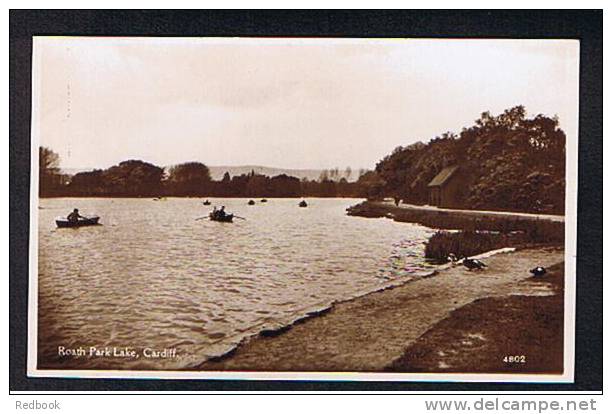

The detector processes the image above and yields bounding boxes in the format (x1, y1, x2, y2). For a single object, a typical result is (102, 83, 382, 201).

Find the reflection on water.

(37, 198, 435, 370)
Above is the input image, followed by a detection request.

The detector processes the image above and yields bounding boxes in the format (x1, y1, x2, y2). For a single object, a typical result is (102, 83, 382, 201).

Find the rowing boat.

(209, 212, 233, 223)
(55, 216, 100, 228)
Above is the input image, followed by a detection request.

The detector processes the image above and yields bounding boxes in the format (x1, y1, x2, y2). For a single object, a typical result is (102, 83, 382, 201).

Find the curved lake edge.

(180, 268, 440, 371)
(190, 244, 538, 371)
(193, 246, 564, 372)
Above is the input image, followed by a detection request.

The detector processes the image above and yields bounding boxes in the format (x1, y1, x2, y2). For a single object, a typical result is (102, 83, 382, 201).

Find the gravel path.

(373, 201, 565, 222)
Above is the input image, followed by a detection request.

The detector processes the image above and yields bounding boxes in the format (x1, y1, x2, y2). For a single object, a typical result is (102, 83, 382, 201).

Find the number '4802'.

(503, 355, 526, 363)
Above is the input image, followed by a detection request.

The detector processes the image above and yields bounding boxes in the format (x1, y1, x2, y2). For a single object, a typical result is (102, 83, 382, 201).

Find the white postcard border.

(26, 37, 579, 383)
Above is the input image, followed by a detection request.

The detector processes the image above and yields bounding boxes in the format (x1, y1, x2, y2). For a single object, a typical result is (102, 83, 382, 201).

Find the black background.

(9, 9, 602, 392)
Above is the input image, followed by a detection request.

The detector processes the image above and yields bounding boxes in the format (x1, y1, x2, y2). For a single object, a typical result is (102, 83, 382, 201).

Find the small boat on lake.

(202, 200, 211, 205)
(260, 199, 268, 203)
(248, 200, 256, 205)
(209, 212, 234, 223)
(299, 200, 308, 208)
(55, 216, 100, 228)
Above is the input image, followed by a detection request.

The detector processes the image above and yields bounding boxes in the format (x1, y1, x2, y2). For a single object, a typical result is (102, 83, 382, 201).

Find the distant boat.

(299, 200, 308, 208)
(153, 197, 167, 201)
(55, 216, 100, 228)
(209, 212, 233, 223)
(248, 200, 256, 205)
(202, 200, 211, 205)
(260, 199, 268, 203)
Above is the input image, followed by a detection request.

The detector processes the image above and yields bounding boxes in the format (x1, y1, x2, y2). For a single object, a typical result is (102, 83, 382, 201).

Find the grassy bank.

(386, 262, 564, 373)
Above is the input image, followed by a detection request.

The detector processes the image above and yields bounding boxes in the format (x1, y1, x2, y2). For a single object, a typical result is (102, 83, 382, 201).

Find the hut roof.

(427, 165, 459, 187)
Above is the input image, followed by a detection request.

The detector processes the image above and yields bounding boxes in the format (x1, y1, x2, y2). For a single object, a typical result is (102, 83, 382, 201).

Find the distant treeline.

(39, 154, 382, 198)
(373, 106, 566, 214)
(39, 105, 566, 213)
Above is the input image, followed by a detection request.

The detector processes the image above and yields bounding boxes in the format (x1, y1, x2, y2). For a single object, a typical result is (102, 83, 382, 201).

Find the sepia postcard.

(28, 37, 578, 382)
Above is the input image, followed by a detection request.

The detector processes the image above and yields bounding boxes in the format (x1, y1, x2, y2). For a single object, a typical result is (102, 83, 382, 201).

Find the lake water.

(37, 198, 436, 370)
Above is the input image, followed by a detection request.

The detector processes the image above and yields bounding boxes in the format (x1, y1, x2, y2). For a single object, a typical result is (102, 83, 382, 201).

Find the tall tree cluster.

(374, 106, 566, 213)
(39, 147, 65, 196)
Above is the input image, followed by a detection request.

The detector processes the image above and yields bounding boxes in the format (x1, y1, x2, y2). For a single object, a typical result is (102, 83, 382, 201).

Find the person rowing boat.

(214, 206, 227, 217)
(56, 208, 100, 228)
(209, 206, 234, 222)
(67, 208, 85, 223)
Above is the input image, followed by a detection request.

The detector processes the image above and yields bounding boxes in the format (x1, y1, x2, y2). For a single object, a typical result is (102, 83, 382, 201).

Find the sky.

(32, 37, 579, 171)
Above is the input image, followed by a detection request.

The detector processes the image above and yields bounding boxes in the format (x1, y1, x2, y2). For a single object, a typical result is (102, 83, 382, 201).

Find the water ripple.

(38, 198, 432, 370)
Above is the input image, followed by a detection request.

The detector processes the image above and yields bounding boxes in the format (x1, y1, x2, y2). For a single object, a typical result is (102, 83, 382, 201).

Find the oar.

(195, 216, 209, 221)
(233, 215, 246, 220)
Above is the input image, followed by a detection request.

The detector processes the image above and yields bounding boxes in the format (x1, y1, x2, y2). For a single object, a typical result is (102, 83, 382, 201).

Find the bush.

(424, 231, 511, 262)
(424, 224, 564, 262)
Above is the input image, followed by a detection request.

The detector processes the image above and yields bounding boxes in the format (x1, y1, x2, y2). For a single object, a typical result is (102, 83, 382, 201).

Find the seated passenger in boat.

(67, 208, 84, 223)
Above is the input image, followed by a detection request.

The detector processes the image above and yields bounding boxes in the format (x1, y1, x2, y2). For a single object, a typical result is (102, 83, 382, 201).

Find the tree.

(40, 147, 60, 174)
(330, 167, 340, 181)
(103, 160, 164, 196)
(373, 106, 566, 213)
(270, 174, 301, 197)
(344, 166, 352, 180)
(39, 147, 61, 196)
(245, 173, 270, 197)
(318, 170, 329, 182)
(166, 162, 211, 196)
(356, 170, 385, 200)
(69, 170, 105, 196)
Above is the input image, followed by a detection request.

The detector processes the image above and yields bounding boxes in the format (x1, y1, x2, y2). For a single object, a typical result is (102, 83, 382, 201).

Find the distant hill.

(61, 167, 96, 176)
(208, 165, 358, 182)
(63, 165, 360, 182)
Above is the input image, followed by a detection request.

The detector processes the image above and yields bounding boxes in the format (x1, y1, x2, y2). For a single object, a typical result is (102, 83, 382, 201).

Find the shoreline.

(38, 195, 367, 200)
(188, 248, 519, 369)
(347, 201, 564, 230)
(353, 200, 565, 221)
(195, 246, 564, 372)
